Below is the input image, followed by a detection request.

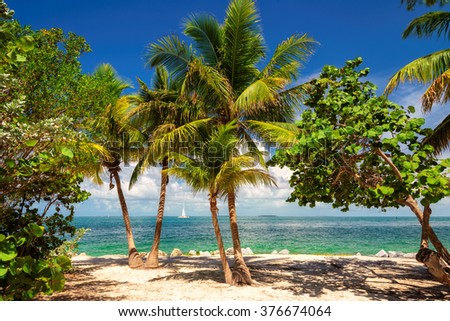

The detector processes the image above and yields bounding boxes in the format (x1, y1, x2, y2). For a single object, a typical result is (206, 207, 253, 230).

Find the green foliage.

(0, 223, 72, 301)
(272, 58, 450, 211)
(1, 98, 93, 259)
(386, 1, 450, 154)
(0, 18, 99, 121)
(50, 228, 91, 258)
(0, 1, 34, 70)
(0, 4, 110, 299)
(402, 0, 449, 10)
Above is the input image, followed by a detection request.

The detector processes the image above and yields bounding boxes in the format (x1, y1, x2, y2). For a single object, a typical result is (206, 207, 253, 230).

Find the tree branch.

(375, 148, 403, 182)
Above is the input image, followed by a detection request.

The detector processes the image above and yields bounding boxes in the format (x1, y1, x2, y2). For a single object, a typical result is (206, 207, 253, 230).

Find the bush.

(0, 223, 71, 301)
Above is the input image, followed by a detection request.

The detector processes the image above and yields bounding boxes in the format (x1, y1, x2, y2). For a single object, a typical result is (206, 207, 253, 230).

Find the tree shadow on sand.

(245, 256, 450, 301)
(147, 256, 228, 284)
(44, 255, 450, 301)
(42, 257, 129, 301)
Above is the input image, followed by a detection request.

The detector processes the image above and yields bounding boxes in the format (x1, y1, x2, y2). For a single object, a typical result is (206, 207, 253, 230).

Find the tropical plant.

(167, 122, 276, 285)
(0, 223, 72, 301)
(86, 64, 144, 268)
(0, 97, 94, 299)
(1, 3, 115, 297)
(273, 58, 450, 284)
(126, 66, 209, 268)
(402, 0, 448, 10)
(145, 0, 315, 281)
(385, 0, 450, 154)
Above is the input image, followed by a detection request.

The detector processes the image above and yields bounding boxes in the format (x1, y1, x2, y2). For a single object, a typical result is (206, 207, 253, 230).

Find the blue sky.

(10, 0, 450, 216)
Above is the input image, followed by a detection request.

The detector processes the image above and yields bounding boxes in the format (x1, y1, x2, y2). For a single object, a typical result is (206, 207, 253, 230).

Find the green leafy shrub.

(0, 223, 71, 301)
(50, 227, 91, 258)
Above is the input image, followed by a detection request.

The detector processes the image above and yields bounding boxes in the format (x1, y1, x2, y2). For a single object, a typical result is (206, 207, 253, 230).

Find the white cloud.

(77, 161, 299, 217)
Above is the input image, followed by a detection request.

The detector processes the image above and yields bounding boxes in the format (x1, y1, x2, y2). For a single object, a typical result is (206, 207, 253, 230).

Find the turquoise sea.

(73, 216, 450, 257)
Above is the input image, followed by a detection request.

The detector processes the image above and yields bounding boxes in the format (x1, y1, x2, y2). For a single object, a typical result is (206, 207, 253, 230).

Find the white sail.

(178, 205, 189, 218)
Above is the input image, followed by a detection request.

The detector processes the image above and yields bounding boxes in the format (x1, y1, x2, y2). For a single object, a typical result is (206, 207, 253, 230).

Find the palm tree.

(88, 64, 143, 268)
(145, 0, 314, 282)
(127, 66, 209, 268)
(167, 122, 276, 285)
(385, 1, 450, 154)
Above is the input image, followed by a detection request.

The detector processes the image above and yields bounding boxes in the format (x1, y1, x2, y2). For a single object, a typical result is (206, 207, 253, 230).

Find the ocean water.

(73, 216, 450, 257)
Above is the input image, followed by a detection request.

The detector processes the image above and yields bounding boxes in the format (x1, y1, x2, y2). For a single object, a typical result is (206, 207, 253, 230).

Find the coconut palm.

(167, 121, 276, 285)
(88, 64, 143, 268)
(385, 1, 450, 154)
(147, 0, 315, 137)
(145, 0, 314, 282)
(127, 66, 210, 268)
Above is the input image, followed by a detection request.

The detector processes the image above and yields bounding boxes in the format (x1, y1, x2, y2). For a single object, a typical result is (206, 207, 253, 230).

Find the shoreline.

(41, 253, 450, 301)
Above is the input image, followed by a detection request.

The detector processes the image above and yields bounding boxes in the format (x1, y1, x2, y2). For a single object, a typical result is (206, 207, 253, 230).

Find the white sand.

(44, 254, 449, 301)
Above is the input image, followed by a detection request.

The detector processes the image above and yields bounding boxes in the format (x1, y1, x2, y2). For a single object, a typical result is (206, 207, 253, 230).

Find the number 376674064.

(259, 305, 331, 317)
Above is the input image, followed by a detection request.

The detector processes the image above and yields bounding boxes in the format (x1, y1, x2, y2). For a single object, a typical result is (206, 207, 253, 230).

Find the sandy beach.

(42, 254, 449, 301)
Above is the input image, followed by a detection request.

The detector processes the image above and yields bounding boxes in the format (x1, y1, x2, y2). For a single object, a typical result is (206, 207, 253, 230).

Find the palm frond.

(150, 118, 212, 156)
(145, 35, 193, 83)
(93, 63, 131, 97)
(183, 13, 223, 66)
(422, 68, 450, 111)
(403, 11, 450, 40)
(223, 0, 265, 93)
(422, 112, 450, 154)
(182, 59, 232, 106)
(260, 34, 317, 81)
(276, 83, 311, 120)
(384, 49, 450, 95)
(237, 168, 277, 189)
(246, 120, 298, 146)
(217, 164, 276, 197)
(166, 153, 211, 193)
(83, 142, 111, 160)
(152, 65, 170, 90)
(239, 128, 267, 167)
(234, 78, 281, 117)
(128, 153, 156, 189)
(402, 0, 449, 11)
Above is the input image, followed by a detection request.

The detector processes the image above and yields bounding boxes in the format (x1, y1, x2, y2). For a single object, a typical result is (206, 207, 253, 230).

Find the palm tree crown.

(146, 0, 316, 146)
(385, 1, 450, 154)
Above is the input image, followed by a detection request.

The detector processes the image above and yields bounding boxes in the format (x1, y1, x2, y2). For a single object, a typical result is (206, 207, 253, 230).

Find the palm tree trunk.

(210, 193, 233, 284)
(145, 156, 169, 268)
(111, 169, 143, 268)
(227, 189, 252, 285)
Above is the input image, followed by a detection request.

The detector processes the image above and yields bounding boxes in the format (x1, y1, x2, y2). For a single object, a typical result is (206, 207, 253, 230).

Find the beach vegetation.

(0, 1, 107, 298)
(144, 0, 315, 284)
(84, 64, 144, 268)
(167, 121, 276, 285)
(272, 58, 450, 284)
(385, 0, 450, 154)
(0, 223, 71, 300)
(126, 66, 209, 268)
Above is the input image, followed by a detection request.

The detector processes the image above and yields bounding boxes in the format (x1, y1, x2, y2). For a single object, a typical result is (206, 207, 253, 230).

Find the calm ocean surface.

(73, 216, 450, 257)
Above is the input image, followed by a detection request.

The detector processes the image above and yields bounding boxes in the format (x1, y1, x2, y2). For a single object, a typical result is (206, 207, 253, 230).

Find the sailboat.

(178, 204, 189, 218)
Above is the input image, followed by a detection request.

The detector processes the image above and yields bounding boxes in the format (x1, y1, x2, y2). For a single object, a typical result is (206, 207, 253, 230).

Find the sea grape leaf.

(379, 186, 394, 195)
(5, 159, 14, 168)
(0, 264, 8, 278)
(26, 223, 44, 237)
(56, 256, 72, 271)
(0, 240, 17, 261)
(25, 139, 38, 147)
(61, 147, 74, 159)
